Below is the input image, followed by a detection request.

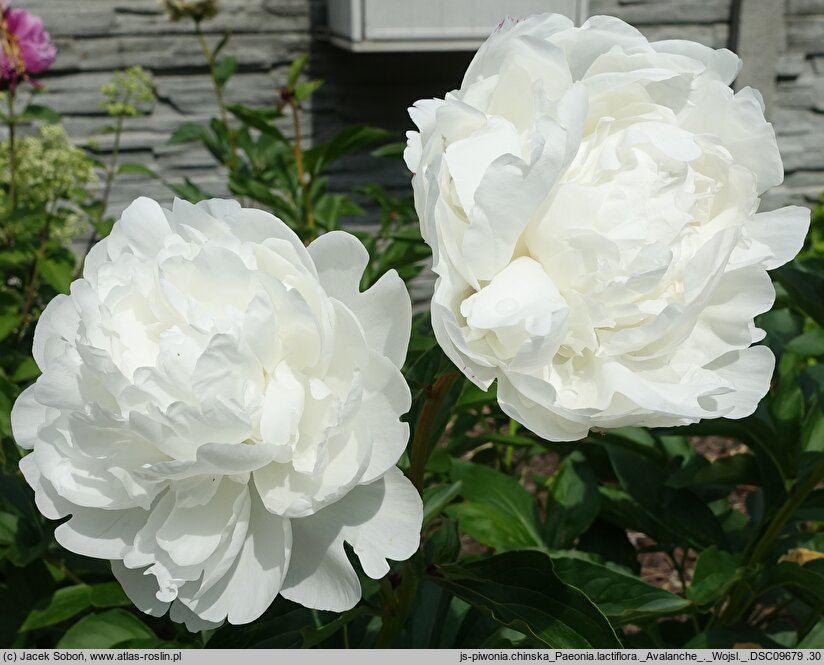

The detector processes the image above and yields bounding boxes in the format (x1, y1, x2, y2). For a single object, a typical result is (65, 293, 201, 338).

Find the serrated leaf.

(434, 550, 621, 648)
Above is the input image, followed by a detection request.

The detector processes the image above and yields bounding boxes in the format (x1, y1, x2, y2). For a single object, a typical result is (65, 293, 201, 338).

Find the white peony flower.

(11, 198, 421, 629)
(405, 14, 810, 442)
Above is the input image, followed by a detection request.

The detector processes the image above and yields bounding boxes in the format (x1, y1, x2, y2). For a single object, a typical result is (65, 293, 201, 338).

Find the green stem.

(75, 114, 125, 279)
(17, 215, 51, 340)
(718, 455, 824, 625)
(409, 372, 459, 493)
(301, 606, 377, 648)
(288, 97, 315, 241)
(6, 90, 17, 213)
(195, 21, 238, 171)
(374, 372, 460, 647)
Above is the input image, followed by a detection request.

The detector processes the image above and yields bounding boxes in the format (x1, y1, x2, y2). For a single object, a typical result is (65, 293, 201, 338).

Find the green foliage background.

(1, 17, 824, 650)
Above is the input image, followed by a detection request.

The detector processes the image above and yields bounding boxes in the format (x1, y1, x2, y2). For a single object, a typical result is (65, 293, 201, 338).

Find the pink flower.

(0, 4, 56, 90)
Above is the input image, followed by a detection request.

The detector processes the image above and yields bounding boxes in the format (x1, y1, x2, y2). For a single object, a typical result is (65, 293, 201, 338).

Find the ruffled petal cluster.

(12, 198, 421, 629)
(405, 14, 810, 441)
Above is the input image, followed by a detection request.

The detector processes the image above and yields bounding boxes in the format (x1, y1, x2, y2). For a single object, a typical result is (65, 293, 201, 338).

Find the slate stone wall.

(25, 0, 824, 220)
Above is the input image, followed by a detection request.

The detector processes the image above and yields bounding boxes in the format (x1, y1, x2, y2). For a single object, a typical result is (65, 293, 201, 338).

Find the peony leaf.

(551, 554, 690, 625)
(36, 257, 74, 294)
(687, 547, 740, 606)
(57, 609, 155, 648)
(422, 481, 462, 527)
(20, 586, 92, 632)
(303, 126, 393, 177)
(775, 263, 824, 330)
(543, 452, 600, 549)
(446, 502, 538, 551)
(450, 460, 543, 547)
(608, 448, 728, 549)
(434, 550, 621, 648)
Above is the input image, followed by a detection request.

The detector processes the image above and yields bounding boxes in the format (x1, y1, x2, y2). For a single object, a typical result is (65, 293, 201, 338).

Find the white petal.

(700, 346, 775, 419)
(55, 507, 147, 559)
(107, 197, 171, 260)
(179, 491, 291, 625)
(281, 468, 421, 610)
(747, 206, 810, 270)
(11, 385, 48, 450)
(652, 40, 741, 85)
(111, 561, 170, 618)
(308, 231, 412, 368)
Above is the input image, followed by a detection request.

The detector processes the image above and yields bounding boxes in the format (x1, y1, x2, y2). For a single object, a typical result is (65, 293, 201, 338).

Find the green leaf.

(774, 263, 824, 329)
(169, 121, 212, 145)
(686, 629, 783, 648)
(287, 53, 310, 88)
(451, 460, 543, 547)
(117, 162, 157, 178)
(787, 329, 824, 357)
(294, 79, 323, 105)
(544, 452, 600, 548)
(608, 449, 728, 549)
(37, 257, 75, 293)
(57, 609, 155, 648)
(551, 555, 690, 625)
(215, 55, 237, 88)
(667, 454, 760, 488)
(227, 104, 287, 141)
(20, 583, 131, 632)
(447, 502, 538, 551)
(0, 512, 18, 546)
(0, 315, 18, 343)
(371, 142, 406, 159)
(89, 582, 131, 608)
(20, 104, 61, 124)
(687, 546, 739, 606)
(303, 126, 393, 176)
(20, 586, 93, 632)
(434, 550, 621, 647)
(213, 32, 231, 57)
(769, 560, 824, 605)
(423, 481, 462, 527)
(11, 357, 40, 383)
(799, 618, 824, 647)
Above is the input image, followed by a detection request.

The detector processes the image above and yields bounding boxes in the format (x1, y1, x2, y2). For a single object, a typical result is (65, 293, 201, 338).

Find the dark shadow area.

(308, 1, 473, 206)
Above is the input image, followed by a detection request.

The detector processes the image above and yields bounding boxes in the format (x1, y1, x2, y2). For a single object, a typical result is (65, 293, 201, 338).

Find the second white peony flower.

(406, 13, 810, 441)
(11, 198, 421, 629)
